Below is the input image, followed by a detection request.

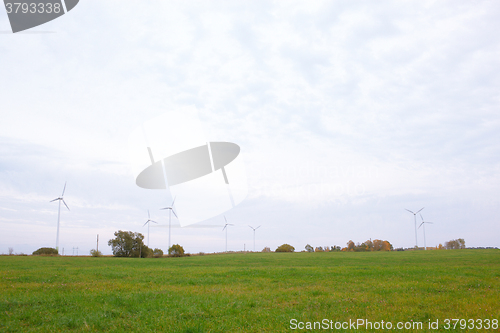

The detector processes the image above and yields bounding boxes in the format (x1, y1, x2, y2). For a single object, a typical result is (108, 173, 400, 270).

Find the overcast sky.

(1, 0, 499, 255)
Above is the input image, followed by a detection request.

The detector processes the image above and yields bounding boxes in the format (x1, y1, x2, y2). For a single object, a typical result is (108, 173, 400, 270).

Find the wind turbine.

(248, 225, 261, 252)
(419, 213, 433, 250)
(405, 207, 424, 249)
(50, 182, 69, 252)
(222, 216, 234, 253)
(160, 197, 177, 251)
(143, 210, 157, 247)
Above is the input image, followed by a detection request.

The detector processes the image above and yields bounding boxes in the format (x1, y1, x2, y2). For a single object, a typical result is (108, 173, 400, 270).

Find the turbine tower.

(248, 225, 261, 252)
(222, 216, 234, 253)
(405, 207, 424, 249)
(160, 197, 177, 251)
(419, 213, 433, 250)
(143, 210, 157, 247)
(50, 182, 69, 252)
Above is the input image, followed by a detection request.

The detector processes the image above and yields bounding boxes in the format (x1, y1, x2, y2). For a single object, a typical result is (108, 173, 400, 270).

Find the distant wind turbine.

(405, 207, 424, 248)
(418, 213, 433, 250)
(160, 197, 177, 251)
(143, 210, 158, 247)
(222, 216, 234, 253)
(248, 225, 261, 252)
(50, 182, 69, 252)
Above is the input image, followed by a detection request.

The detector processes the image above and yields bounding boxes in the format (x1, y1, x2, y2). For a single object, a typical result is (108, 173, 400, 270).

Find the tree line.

(107, 230, 185, 257)
(304, 239, 393, 252)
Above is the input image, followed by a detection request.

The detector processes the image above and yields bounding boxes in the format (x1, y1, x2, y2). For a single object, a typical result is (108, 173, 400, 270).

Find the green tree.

(32, 247, 58, 255)
(132, 244, 152, 258)
(168, 244, 185, 257)
(305, 244, 314, 252)
(108, 230, 150, 257)
(90, 249, 102, 257)
(276, 244, 295, 252)
(153, 248, 164, 258)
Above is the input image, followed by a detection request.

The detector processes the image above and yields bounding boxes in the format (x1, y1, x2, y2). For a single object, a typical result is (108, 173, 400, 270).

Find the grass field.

(1, 250, 499, 332)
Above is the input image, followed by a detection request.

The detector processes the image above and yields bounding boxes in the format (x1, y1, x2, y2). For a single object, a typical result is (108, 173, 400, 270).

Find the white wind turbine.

(419, 213, 433, 250)
(143, 210, 158, 247)
(405, 207, 424, 248)
(50, 182, 69, 252)
(222, 216, 234, 253)
(160, 197, 177, 251)
(248, 225, 261, 252)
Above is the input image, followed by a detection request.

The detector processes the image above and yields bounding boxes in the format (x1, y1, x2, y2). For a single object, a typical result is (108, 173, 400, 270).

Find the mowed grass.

(0, 250, 499, 332)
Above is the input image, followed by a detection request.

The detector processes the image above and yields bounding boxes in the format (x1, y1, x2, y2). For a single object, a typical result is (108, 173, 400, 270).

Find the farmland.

(1, 250, 499, 332)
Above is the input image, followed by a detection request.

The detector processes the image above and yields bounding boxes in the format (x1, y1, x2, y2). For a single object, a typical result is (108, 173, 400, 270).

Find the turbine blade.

(171, 196, 176, 207)
(405, 209, 414, 214)
(256, 226, 261, 229)
(62, 182, 67, 197)
(62, 199, 70, 211)
(248, 225, 253, 229)
(229, 224, 234, 226)
(160, 207, 168, 210)
(172, 210, 178, 219)
(151, 220, 158, 224)
(416, 207, 424, 214)
(50, 198, 59, 202)
(427, 222, 434, 224)
(418, 222, 424, 229)
(420, 213, 424, 221)
(222, 225, 227, 231)
(143, 221, 149, 227)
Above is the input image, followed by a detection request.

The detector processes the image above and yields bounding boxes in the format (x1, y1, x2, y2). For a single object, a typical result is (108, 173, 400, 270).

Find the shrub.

(90, 249, 102, 257)
(136, 246, 152, 258)
(32, 247, 58, 255)
(305, 244, 314, 252)
(168, 244, 185, 257)
(261, 247, 271, 253)
(275, 244, 295, 252)
(153, 248, 164, 258)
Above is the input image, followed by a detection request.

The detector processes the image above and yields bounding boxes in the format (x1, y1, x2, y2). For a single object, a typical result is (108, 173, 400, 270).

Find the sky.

(1, 0, 499, 255)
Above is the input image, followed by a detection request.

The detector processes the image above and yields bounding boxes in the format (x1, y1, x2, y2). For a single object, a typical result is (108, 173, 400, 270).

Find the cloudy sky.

(1, 0, 499, 255)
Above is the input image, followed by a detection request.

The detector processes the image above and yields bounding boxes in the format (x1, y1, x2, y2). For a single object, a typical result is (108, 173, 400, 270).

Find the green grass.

(1, 250, 499, 332)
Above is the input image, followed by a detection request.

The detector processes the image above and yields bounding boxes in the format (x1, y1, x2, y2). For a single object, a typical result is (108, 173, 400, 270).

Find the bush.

(153, 248, 164, 258)
(168, 244, 185, 257)
(305, 244, 314, 252)
(261, 247, 271, 253)
(90, 249, 102, 257)
(136, 245, 152, 258)
(275, 244, 295, 252)
(32, 247, 58, 255)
